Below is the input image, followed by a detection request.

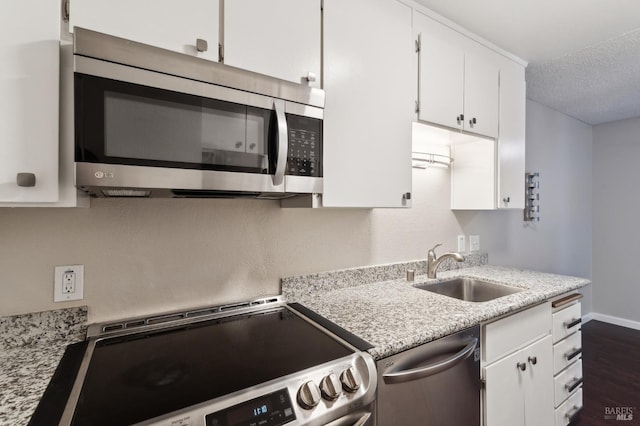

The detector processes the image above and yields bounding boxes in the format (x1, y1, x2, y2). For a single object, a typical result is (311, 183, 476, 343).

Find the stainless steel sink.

(415, 277, 523, 302)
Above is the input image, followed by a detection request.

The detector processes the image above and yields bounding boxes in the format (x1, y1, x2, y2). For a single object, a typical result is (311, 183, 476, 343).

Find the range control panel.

(205, 389, 295, 426)
(285, 114, 322, 177)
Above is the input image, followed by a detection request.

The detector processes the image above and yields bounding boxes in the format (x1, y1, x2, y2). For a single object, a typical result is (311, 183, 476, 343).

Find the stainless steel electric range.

(32, 296, 376, 426)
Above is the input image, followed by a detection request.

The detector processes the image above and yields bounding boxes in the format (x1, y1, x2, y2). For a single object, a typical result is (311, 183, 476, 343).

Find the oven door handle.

(324, 411, 373, 426)
(382, 338, 478, 384)
(272, 99, 288, 186)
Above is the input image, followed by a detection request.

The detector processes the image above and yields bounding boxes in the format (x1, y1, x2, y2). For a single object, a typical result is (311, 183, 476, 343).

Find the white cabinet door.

(418, 33, 464, 130)
(497, 63, 526, 209)
(69, 0, 219, 62)
(485, 335, 554, 426)
(484, 345, 526, 426)
(524, 335, 555, 426)
(322, 0, 413, 208)
(224, 0, 321, 88)
(0, 0, 59, 203)
(464, 54, 499, 138)
(450, 135, 496, 210)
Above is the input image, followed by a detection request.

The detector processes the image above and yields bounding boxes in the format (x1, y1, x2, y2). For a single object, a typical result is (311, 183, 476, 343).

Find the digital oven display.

(205, 388, 295, 426)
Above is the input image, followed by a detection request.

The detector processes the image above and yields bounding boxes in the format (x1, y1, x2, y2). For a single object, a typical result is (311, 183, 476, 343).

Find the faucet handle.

(429, 243, 443, 253)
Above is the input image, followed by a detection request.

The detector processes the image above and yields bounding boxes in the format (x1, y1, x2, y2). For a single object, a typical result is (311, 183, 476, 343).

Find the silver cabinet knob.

(297, 381, 321, 409)
(320, 374, 342, 400)
(517, 362, 527, 371)
(16, 173, 36, 187)
(196, 38, 208, 52)
(340, 367, 362, 393)
(305, 72, 317, 82)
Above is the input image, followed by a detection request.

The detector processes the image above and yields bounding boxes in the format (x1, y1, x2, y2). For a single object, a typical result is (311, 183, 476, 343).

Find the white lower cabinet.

(483, 303, 554, 426)
(485, 335, 554, 426)
(551, 294, 584, 425)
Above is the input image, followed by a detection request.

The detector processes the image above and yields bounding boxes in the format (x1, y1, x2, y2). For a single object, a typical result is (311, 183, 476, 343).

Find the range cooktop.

(34, 296, 377, 426)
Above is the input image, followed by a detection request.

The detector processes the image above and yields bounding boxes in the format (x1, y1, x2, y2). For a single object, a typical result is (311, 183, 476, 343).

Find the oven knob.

(320, 373, 342, 400)
(297, 381, 321, 409)
(340, 367, 362, 393)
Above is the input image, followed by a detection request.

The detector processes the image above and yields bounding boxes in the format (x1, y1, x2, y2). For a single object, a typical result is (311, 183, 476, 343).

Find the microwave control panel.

(286, 114, 322, 177)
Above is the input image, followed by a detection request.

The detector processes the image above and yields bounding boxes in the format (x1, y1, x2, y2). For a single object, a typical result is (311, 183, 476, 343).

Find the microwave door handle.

(272, 100, 288, 186)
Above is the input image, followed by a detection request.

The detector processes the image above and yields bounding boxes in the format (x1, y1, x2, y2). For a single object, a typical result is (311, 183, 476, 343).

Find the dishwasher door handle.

(382, 338, 478, 384)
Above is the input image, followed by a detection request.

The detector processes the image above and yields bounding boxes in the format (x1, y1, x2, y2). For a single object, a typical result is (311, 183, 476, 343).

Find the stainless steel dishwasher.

(376, 325, 480, 426)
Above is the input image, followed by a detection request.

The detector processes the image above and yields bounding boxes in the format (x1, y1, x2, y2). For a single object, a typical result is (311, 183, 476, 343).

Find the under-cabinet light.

(412, 152, 452, 169)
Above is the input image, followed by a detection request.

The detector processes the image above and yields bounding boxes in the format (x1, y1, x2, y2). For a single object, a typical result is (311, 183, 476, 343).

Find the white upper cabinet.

(0, 0, 60, 203)
(497, 63, 526, 209)
(417, 29, 499, 139)
(464, 53, 499, 138)
(418, 34, 464, 131)
(68, 0, 219, 62)
(414, 7, 526, 210)
(223, 0, 321, 88)
(322, 0, 413, 208)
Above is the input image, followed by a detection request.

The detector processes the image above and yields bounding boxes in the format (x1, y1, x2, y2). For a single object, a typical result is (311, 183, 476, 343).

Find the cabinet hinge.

(415, 38, 420, 53)
(218, 43, 224, 63)
(62, 0, 70, 22)
(415, 100, 420, 113)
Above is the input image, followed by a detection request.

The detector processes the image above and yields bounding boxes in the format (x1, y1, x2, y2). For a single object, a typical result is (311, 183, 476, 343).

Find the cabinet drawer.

(552, 302, 582, 343)
(554, 359, 582, 408)
(553, 331, 582, 375)
(483, 302, 551, 364)
(555, 388, 583, 426)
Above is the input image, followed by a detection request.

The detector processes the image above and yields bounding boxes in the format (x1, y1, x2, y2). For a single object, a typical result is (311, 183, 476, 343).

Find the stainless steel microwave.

(71, 28, 324, 198)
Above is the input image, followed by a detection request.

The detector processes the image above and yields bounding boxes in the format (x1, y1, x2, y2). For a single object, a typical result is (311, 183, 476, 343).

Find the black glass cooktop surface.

(71, 307, 352, 426)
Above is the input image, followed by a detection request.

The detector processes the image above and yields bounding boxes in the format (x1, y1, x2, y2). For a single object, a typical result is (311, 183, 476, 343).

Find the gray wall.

(593, 116, 640, 323)
(0, 101, 594, 323)
(459, 100, 594, 313)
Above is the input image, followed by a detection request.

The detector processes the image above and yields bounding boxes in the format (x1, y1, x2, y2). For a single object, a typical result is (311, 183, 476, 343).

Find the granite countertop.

(283, 260, 590, 360)
(0, 307, 87, 426)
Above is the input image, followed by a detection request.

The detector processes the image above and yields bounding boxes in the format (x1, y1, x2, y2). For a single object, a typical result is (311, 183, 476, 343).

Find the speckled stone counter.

(0, 307, 88, 426)
(282, 260, 590, 360)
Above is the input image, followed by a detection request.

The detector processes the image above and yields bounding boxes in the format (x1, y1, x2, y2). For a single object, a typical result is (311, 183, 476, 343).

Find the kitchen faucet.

(427, 243, 465, 278)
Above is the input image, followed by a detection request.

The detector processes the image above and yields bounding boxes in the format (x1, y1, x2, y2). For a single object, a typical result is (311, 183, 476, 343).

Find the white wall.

(592, 116, 640, 324)
(0, 100, 593, 323)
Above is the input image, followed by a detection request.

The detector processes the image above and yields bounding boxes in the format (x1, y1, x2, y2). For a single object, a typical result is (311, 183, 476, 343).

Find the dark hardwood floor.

(572, 320, 640, 426)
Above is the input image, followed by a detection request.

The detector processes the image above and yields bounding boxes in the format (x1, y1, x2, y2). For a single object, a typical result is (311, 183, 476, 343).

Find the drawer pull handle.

(565, 348, 582, 361)
(528, 356, 537, 365)
(517, 362, 527, 371)
(565, 405, 582, 423)
(552, 293, 583, 308)
(565, 318, 582, 329)
(565, 377, 583, 393)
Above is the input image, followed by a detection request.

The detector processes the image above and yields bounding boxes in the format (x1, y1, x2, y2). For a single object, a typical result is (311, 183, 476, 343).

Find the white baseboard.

(586, 312, 640, 330)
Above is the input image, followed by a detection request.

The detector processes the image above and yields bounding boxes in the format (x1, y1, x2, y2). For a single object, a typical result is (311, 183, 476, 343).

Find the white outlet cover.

(469, 235, 480, 252)
(54, 265, 84, 302)
(457, 235, 466, 252)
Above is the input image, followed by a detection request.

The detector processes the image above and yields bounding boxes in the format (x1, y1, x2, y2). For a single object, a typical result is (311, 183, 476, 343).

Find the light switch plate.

(457, 235, 466, 252)
(54, 265, 84, 302)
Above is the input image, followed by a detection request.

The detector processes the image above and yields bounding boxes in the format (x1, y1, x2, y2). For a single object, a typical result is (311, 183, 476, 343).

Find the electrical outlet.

(457, 235, 466, 252)
(54, 265, 84, 302)
(469, 235, 480, 252)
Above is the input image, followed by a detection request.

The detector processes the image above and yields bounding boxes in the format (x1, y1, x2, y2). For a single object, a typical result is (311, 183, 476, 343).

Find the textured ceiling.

(414, 0, 640, 125)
